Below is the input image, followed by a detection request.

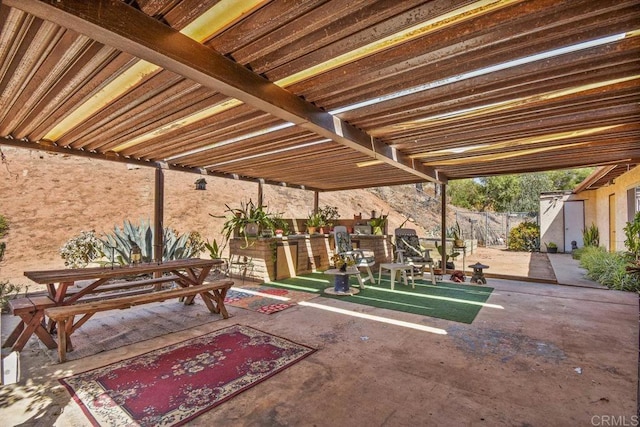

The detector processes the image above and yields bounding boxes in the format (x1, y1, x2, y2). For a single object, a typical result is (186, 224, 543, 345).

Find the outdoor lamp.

(131, 243, 142, 264)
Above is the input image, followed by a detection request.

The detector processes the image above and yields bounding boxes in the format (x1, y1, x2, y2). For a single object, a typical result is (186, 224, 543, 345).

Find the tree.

(448, 168, 594, 213)
(447, 179, 485, 210)
(482, 175, 520, 212)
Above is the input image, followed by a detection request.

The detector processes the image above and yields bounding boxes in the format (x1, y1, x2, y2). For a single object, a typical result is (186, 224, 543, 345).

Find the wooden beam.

(0, 137, 325, 191)
(6, 0, 445, 185)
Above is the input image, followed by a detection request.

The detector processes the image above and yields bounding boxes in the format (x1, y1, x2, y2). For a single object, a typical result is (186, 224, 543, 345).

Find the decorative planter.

(547, 247, 558, 253)
(334, 274, 350, 293)
(307, 226, 317, 234)
(245, 223, 259, 236)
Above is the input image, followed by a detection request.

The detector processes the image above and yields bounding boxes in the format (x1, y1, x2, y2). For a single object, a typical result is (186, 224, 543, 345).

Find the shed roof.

(1, 0, 639, 191)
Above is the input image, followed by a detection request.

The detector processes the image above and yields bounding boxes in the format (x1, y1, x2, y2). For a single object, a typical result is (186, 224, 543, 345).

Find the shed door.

(563, 201, 584, 252)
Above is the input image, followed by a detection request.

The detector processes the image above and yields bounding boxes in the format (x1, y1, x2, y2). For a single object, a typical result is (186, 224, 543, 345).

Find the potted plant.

(451, 222, 464, 247)
(318, 205, 339, 231)
(271, 214, 290, 237)
(213, 200, 274, 248)
(306, 212, 325, 234)
(436, 242, 460, 270)
(545, 242, 558, 253)
(369, 213, 388, 235)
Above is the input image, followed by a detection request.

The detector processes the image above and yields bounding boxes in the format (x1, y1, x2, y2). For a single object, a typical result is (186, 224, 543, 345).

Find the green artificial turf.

(264, 272, 494, 324)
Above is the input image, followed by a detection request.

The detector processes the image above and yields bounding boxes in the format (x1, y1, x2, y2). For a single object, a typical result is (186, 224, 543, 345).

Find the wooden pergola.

(1, 0, 639, 259)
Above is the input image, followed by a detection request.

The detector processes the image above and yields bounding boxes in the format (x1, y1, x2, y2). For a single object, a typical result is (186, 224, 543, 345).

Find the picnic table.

(3, 258, 230, 361)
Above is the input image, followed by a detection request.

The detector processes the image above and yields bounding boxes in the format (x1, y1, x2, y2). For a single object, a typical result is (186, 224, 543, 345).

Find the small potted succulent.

(306, 212, 325, 234)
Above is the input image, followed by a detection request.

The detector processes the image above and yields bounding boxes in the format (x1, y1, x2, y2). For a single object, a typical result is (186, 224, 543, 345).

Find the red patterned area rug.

(224, 285, 318, 314)
(60, 324, 316, 426)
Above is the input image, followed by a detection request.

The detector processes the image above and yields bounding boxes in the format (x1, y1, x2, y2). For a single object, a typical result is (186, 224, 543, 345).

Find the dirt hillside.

(0, 147, 442, 286)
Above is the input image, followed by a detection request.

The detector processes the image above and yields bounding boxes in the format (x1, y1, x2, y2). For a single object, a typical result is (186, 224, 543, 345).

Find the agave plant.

(101, 219, 202, 265)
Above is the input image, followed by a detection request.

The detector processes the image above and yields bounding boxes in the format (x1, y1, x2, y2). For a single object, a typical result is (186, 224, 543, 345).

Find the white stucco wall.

(539, 165, 640, 253)
(539, 192, 570, 252)
(583, 166, 640, 251)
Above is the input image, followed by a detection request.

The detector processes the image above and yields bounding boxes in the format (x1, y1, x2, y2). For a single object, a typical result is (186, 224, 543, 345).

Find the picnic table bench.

(3, 258, 231, 362)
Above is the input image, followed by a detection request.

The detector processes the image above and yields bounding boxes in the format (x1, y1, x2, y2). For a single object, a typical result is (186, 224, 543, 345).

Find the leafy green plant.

(318, 205, 339, 227)
(545, 242, 557, 248)
(0, 214, 8, 238)
(101, 219, 201, 265)
(435, 242, 460, 269)
(508, 221, 540, 252)
(583, 223, 600, 247)
(1, 280, 21, 312)
(271, 214, 290, 235)
(60, 230, 105, 268)
(213, 200, 275, 248)
(578, 246, 640, 292)
(624, 212, 640, 261)
(306, 212, 325, 228)
(204, 238, 225, 259)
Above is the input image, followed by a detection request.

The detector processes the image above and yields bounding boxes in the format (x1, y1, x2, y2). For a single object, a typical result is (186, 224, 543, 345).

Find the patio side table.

(378, 263, 414, 290)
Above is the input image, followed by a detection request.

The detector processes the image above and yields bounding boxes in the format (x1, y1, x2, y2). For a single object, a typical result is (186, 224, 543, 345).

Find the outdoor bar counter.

(228, 233, 393, 282)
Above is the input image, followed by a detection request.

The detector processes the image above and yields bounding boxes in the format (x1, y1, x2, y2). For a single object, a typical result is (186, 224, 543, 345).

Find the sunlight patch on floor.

(298, 301, 447, 334)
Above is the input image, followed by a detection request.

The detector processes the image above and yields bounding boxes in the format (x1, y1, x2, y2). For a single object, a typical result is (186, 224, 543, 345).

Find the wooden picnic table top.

(24, 258, 223, 284)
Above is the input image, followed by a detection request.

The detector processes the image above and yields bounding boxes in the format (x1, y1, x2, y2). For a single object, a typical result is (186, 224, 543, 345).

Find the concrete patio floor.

(1, 250, 637, 426)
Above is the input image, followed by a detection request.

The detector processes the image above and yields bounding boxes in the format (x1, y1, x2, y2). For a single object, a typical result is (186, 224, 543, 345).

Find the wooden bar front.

(229, 233, 393, 282)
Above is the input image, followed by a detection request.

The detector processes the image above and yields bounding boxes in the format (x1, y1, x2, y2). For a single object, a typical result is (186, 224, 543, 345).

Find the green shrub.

(582, 223, 600, 247)
(579, 246, 640, 292)
(1, 281, 21, 312)
(0, 214, 8, 238)
(624, 212, 640, 260)
(508, 221, 540, 252)
(60, 230, 104, 268)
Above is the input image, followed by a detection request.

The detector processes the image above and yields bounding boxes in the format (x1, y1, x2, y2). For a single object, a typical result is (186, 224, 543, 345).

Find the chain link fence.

(450, 211, 538, 248)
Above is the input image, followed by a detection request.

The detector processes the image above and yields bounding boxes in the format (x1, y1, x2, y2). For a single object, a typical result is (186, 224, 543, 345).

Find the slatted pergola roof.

(1, 0, 639, 192)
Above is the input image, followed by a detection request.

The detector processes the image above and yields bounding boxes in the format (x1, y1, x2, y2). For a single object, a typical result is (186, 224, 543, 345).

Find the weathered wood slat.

(45, 280, 233, 319)
(24, 258, 222, 283)
(45, 280, 234, 362)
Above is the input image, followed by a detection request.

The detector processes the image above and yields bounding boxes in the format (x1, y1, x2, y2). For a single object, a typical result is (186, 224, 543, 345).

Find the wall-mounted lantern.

(195, 178, 207, 190)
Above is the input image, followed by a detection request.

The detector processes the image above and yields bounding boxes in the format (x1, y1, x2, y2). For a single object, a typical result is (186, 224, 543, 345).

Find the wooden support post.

(154, 168, 164, 269)
(441, 183, 447, 276)
(258, 179, 264, 207)
(313, 191, 319, 213)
